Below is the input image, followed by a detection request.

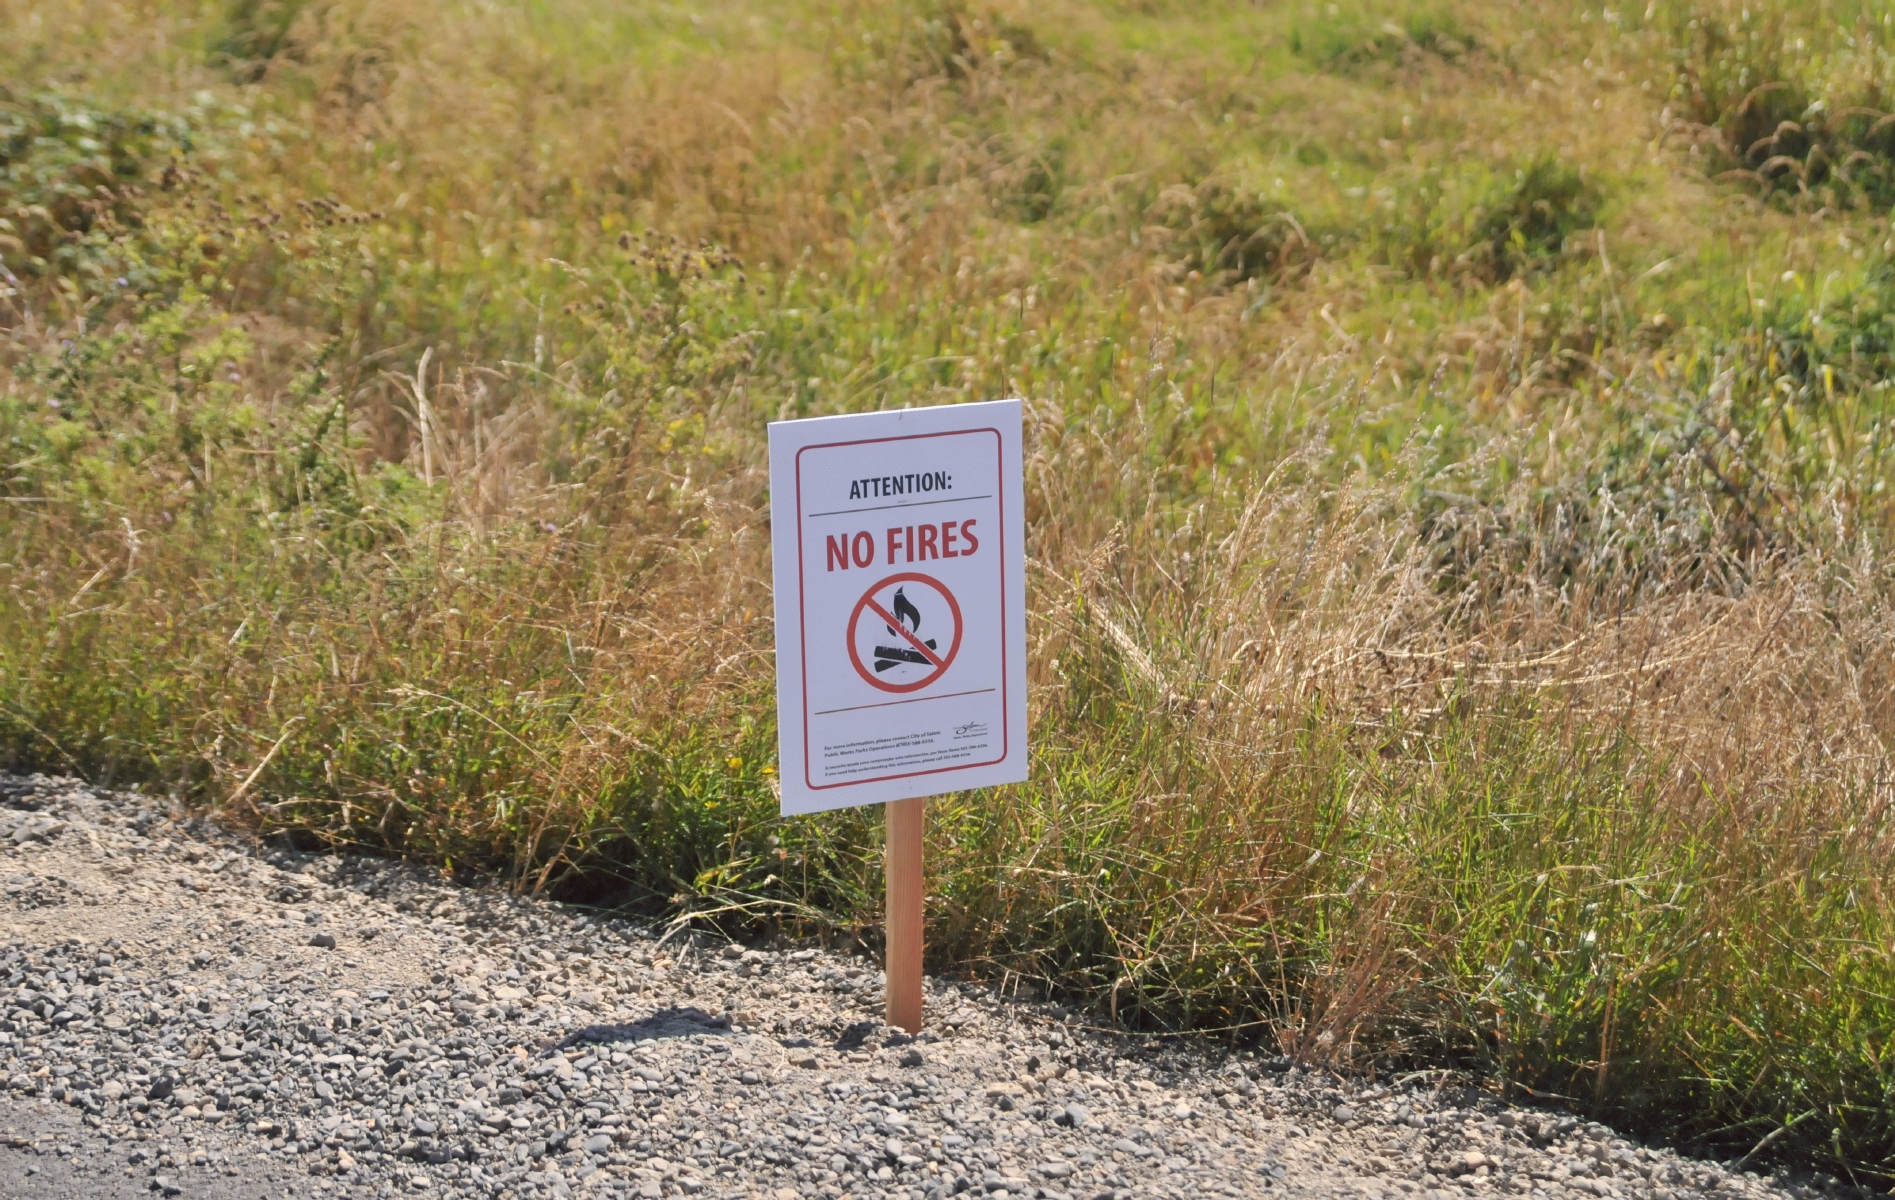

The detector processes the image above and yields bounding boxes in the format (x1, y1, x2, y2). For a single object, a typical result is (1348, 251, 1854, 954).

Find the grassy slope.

(7, 0, 1895, 1177)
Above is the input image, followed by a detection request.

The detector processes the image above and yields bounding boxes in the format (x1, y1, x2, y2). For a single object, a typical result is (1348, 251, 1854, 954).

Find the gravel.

(0, 772, 1856, 1200)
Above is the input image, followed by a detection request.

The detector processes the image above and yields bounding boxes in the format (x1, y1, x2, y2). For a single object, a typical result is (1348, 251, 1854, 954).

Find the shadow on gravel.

(0, 779, 45, 810)
(541, 1005, 730, 1053)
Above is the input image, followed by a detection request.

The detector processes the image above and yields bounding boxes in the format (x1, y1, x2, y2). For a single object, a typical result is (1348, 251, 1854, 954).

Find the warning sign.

(768, 400, 1028, 814)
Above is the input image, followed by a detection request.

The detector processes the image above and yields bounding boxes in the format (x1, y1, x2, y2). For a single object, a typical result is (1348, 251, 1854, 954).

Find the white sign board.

(769, 399, 1027, 815)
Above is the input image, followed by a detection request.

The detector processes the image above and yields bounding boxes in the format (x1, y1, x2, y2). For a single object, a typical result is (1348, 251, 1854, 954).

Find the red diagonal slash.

(864, 595, 946, 669)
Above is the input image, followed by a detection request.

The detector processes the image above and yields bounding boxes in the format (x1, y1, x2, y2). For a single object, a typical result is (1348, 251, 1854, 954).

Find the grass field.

(7, 0, 1895, 1178)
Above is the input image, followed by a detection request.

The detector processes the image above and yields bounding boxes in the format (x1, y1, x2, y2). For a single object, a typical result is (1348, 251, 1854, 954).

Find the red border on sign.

(846, 572, 965, 693)
(795, 427, 1009, 792)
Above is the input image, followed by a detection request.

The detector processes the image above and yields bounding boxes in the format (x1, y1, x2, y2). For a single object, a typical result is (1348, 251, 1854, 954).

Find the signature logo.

(953, 721, 989, 739)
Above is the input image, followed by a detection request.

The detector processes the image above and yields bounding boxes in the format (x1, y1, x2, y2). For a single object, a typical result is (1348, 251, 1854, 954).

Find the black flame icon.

(873, 586, 939, 671)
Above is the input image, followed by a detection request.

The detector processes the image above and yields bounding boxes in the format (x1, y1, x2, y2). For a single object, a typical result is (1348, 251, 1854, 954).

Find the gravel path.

(0, 773, 1842, 1200)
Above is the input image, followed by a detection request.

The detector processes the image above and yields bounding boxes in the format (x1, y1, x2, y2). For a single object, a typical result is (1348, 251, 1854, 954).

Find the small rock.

(790, 1054, 819, 1069)
(1333, 1103, 1357, 1122)
(1037, 1161, 1075, 1178)
(308, 932, 337, 949)
(899, 1048, 925, 1068)
(584, 1133, 613, 1155)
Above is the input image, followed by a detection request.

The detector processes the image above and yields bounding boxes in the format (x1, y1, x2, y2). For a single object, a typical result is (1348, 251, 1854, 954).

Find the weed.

(1291, 0, 1474, 72)
(1657, 0, 1895, 206)
(1465, 157, 1603, 282)
(0, 92, 194, 281)
(213, 0, 311, 80)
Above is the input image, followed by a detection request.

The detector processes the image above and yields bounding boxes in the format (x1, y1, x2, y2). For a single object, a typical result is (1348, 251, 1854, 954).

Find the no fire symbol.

(846, 572, 965, 693)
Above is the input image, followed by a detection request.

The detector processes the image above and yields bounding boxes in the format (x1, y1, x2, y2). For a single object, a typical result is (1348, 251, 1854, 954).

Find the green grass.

(6, 0, 1895, 1180)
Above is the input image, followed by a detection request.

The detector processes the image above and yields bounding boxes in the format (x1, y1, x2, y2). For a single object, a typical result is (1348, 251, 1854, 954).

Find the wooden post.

(885, 796, 926, 1033)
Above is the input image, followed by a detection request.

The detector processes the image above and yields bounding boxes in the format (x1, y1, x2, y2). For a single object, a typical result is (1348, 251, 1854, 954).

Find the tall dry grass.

(7, 0, 1895, 1177)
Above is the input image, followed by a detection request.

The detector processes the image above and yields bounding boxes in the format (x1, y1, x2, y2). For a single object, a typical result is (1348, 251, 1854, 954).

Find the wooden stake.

(885, 796, 926, 1033)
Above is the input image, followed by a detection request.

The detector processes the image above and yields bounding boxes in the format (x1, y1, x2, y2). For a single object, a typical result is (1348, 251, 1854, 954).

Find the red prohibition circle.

(846, 572, 965, 694)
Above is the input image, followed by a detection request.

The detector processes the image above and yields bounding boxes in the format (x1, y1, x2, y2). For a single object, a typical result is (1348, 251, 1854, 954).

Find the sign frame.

(769, 400, 1027, 816)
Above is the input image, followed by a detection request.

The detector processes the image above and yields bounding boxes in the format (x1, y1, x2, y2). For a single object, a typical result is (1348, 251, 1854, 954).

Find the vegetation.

(6, 0, 1895, 1179)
